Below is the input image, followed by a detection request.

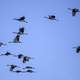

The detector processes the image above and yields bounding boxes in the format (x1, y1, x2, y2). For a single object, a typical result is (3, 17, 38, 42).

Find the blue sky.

(0, 0, 80, 80)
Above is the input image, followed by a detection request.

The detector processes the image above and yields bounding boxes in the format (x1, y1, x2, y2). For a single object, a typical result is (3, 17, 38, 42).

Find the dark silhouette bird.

(26, 69, 34, 73)
(76, 47, 80, 53)
(12, 70, 23, 73)
(73, 46, 80, 53)
(12, 70, 34, 73)
(7, 64, 20, 71)
(0, 52, 15, 56)
(44, 15, 58, 21)
(13, 16, 28, 23)
(23, 66, 35, 69)
(22, 56, 28, 63)
(13, 34, 21, 43)
(13, 54, 33, 63)
(0, 42, 6, 47)
(9, 34, 21, 43)
(68, 8, 80, 16)
(12, 70, 35, 73)
(17, 54, 24, 59)
(22, 56, 32, 63)
(18, 27, 24, 34)
(13, 54, 24, 59)
(13, 27, 28, 35)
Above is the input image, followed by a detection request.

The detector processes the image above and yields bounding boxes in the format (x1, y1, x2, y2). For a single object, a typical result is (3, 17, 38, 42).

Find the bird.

(23, 66, 35, 69)
(18, 27, 25, 34)
(22, 56, 29, 63)
(26, 69, 34, 73)
(13, 34, 21, 43)
(12, 70, 23, 73)
(13, 16, 28, 23)
(73, 46, 80, 53)
(9, 34, 21, 43)
(13, 27, 28, 35)
(0, 42, 6, 47)
(68, 8, 80, 16)
(0, 52, 15, 56)
(13, 54, 24, 59)
(13, 54, 33, 63)
(22, 56, 32, 63)
(7, 64, 20, 71)
(44, 15, 57, 21)
(76, 46, 80, 53)
(17, 54, 24, 59)
(12, 70, 34, 73)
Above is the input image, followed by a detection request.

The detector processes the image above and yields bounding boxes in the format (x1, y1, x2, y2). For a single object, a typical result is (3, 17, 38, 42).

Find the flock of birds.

(0, 8, 80, 74)
(0, 16, 35, 74)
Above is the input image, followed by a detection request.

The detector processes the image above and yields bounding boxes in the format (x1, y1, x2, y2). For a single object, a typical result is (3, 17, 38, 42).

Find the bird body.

(22, 56, 32, 63)
(0, 52, 15, 56)
(76, 46, 80, 53)
(26, 69, 34, 73)
(7, 64, 20, 71)
(73, 46, 80, 53)
(44, 15, 57, 20)
(19, 27, 24, 34)
(17, 54, 24, 59)
(13, 16, 28, 23)
(12, 70, 34, 73)
(13, 27, 28, 35)
(12, 70, 22, 73)
(23, 66, 35, 69)
(13, 34, 20, 43)
(8, 34, 21, 43)
(68, 8, 80, 16)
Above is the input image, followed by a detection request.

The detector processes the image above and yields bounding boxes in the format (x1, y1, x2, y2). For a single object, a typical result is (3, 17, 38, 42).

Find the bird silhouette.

(13, 27, 28, 35)
(44, 15, 58, 21)
(17, 54, 24, 59)
(13, 34, 21, 43)
(23, 66, 35, 69)
(12, 70, 34, 73)
(76, 46, 80, 53)
(7, 64, 20, 71)
(22, 56, 32, 63)
(13, 54, 24, 59)
(73, 46, 80, 53)
(18, 27, 24, 34)
(12, 54, 33, 63)
(22, 56, 28, 63)
(9, 34, 21, 43)
(13, 16, 28, 23)
(26, 69, 34, 73)
(12, 70, 23, 73)
(68, 8, 80, 16)
(13, 70, 35, 73)
(0, 52, 15, 56)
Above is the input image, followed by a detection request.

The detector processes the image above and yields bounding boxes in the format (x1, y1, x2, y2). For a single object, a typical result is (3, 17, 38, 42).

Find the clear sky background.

(0, 0, 80, 80)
